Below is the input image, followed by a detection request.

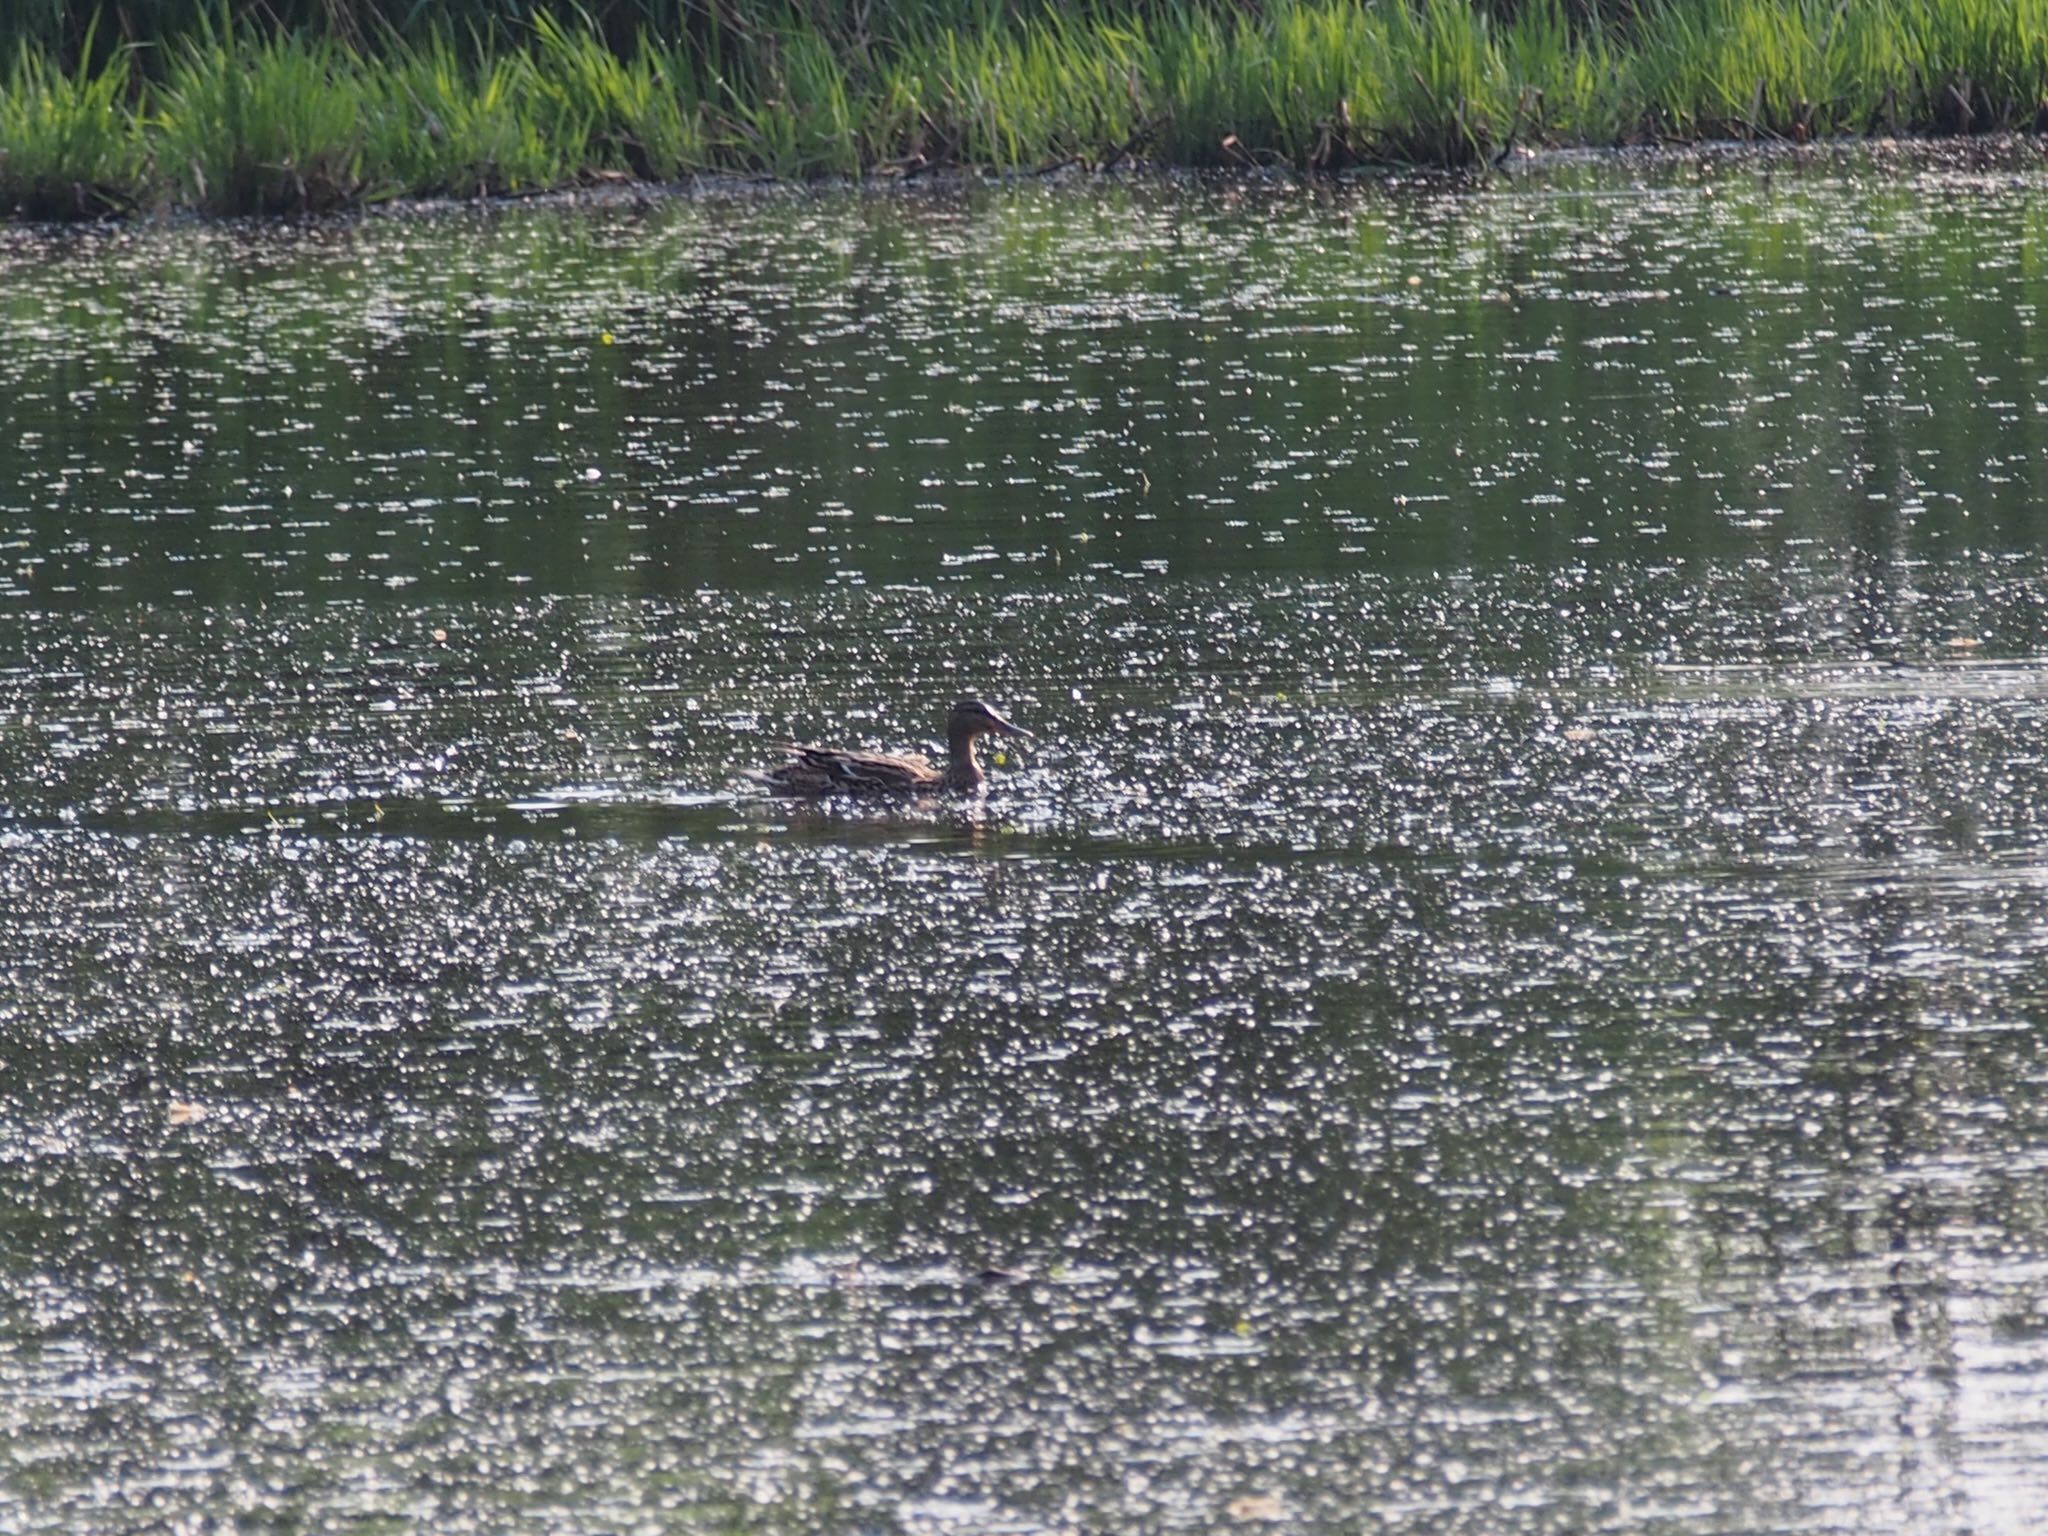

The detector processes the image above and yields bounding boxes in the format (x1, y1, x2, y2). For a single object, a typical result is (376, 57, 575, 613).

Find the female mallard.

(754, 699, 1035, 795)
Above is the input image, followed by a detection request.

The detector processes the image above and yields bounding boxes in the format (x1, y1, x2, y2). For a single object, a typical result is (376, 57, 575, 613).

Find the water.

(6, 148, 2048, 1532)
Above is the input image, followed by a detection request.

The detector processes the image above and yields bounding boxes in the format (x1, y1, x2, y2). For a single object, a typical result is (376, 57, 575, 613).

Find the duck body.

(753, 699, 1033, 796)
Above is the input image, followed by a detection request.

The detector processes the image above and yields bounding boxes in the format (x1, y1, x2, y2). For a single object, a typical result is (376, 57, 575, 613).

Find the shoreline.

(7, 133, 2048, 238)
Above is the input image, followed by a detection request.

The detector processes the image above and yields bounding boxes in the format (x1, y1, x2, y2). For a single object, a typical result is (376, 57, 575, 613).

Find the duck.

(752, 699, 1035, 795)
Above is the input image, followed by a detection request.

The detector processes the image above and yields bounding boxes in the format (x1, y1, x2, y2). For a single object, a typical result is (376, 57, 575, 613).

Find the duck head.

(947, 698, 1034, 741)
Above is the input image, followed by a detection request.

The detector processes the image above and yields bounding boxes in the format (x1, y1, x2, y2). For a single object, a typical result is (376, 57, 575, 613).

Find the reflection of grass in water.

(5, 0, 2048, 216)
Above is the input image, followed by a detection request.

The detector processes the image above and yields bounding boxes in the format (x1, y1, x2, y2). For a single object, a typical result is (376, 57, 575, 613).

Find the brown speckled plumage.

(753, 699, 1034, 795)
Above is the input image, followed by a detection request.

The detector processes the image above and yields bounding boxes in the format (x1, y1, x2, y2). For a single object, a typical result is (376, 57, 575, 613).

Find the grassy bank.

(6, 0, 2048, 217)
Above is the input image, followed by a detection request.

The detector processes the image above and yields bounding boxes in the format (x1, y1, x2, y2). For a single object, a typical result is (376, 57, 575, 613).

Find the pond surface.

(6, 147, 2048, 1533)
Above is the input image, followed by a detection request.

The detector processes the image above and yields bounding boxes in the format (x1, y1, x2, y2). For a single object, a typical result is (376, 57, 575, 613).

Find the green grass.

(4, 0, 2048, 219)
(0, 28, 143, 217)
(367, 31, 576, 198)
(155, 18, 370, 214)
(525, 13, 707, 179)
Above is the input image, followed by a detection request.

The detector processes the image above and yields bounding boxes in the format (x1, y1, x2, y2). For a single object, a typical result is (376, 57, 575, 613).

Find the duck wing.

(753, 741, 942, 795)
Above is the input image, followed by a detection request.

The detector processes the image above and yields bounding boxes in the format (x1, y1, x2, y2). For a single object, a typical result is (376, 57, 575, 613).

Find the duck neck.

(945, 726, 985, 790)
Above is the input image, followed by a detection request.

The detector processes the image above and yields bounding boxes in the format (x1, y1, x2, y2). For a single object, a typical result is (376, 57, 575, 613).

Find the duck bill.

(986, 708, 1035, 741)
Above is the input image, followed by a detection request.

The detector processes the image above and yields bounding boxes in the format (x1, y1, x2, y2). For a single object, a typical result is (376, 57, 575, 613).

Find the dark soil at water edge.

(6, 0, 2048, 216)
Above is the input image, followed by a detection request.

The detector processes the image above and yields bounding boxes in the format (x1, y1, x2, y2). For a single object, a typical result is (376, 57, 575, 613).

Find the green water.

(5, 152, 2048, 1533)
